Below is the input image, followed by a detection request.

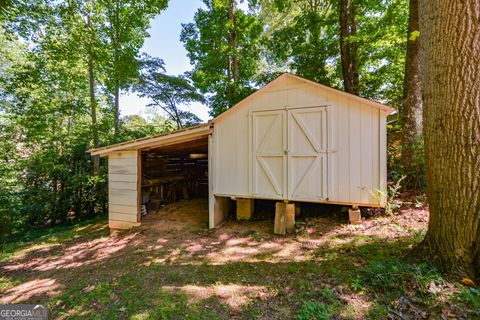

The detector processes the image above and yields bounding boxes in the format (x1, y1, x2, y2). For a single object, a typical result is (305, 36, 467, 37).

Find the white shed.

(90, 73, 394, 231)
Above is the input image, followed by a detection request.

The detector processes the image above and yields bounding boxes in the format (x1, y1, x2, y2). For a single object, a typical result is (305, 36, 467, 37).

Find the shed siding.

(213, 75, 387, 206)
(108, 150, 140, 229)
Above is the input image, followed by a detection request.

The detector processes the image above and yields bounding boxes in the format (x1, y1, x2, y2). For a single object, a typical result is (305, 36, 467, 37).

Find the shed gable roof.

(89, 123, 210, 156)
(89, 73, 394, 156)
(211, 73, 395, 123)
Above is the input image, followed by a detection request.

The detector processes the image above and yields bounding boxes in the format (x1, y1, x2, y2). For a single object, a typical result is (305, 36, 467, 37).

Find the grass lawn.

(0, 198, 479, 319)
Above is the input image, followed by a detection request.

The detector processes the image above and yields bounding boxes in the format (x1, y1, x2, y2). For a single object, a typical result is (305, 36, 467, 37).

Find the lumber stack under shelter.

(141, 153, 208, 212)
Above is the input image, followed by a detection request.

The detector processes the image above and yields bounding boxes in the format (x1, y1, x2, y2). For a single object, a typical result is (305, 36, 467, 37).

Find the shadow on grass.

(0, 212, 477, 320)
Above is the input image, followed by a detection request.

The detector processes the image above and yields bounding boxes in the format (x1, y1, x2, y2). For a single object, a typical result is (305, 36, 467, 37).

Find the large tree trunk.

(418, 0, 480, 279)
(401, 0, 423, 189)
(87, 1, 100, 176)
(338, 0, 359, 95)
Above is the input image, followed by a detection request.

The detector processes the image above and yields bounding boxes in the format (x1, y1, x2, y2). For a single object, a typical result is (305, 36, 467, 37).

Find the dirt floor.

(0, 196, 478, 319)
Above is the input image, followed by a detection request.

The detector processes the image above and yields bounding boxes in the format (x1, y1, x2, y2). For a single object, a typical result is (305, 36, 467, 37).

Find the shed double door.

(251, 107, 328, 201)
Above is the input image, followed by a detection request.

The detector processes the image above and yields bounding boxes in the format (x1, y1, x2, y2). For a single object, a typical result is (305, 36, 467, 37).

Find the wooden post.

(236, 198, 254, 220)
(349, 207, 362, 224)
(274, 202, 295, 235)
(137, 150, 142, 223)
(285, 203, 295, 233)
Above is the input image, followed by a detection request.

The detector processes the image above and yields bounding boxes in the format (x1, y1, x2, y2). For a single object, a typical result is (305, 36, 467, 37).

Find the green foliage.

(295, 288, 341, 320)
(0, 1, 173, 237)
(135, 56, 205, 127)
(262, 0, 340, 86)
(360, 259, 444, 298)
(101, 0, 169, 91)
(181, 0, 263, 116)
(119, 114, 176, 141)
(454, 287, 480, 312)
(295, 302, 331, 320)
(387, 175, 405, 214)
(409, 30, 420, 41)
(388, 119, 425, 189)
(257, 0, 408, 107)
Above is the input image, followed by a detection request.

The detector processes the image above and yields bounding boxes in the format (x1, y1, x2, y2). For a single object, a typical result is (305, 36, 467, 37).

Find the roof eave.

(88, 123, 210, 157)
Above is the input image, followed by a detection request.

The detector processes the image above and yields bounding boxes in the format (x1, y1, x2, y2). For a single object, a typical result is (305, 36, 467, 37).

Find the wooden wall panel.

(109, 157, 137, 167)
(109, 204, 137, 215)
(212, 74, 388, 207)
(109, 174, 137, 183)
(108, 150, 139, 229)
(109, 165, 137, 175)
(379, 115, 388, 205)
(109, 182, 137, 191)
(110, 212, 138, 222)
(360, 104, 374, 203)
(336, 97, 350, 203)
(348, 102, 362, 203)
(372, 110, 380, 203)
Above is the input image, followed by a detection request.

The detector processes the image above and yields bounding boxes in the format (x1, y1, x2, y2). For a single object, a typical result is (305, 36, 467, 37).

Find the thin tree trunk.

(173, 107, 183, 129)
(113, 0, 120, 137)
(114, 80, 120, 136)
(418, 0, 480, 279)
(226, 52, 233, 107)
(230, 0, 238, 83)
(349, 3, 359, 92)
(226, 0, 237, 108)
(87, 0, 100, 175)
(401, 0, 423, 189)
(338, 0, 358, 95)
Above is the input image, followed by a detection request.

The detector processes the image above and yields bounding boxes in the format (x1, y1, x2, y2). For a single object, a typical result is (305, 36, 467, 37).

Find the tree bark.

(226, 0, 238, 108)
(226, 54, 233, 107)
(401, 0, 423, 189)
(114, 80, 120, 136)
(113, 0, 120, 137)
(87, 0, 100, 176)
(229, 0, 238, 83)
(338, 0, 359, 95)
(418, 0, 480, 279)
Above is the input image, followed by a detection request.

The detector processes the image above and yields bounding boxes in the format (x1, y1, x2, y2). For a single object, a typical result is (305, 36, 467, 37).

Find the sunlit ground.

(0, 198, 478, 319)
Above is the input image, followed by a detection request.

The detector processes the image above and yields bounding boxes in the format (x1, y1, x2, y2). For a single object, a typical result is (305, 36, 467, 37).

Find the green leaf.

(409, 30, 420, 41)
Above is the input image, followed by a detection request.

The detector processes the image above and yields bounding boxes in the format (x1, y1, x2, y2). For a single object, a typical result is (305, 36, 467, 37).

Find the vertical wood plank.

(361, 104, 373, 203)
(208, 132, 215, 228)
(137, 150, 141, 222)
(379, 113, 388, 205)
(337, 97, 350, 202)
(349, 101, 362, 202)
(372, 109, 380, 204)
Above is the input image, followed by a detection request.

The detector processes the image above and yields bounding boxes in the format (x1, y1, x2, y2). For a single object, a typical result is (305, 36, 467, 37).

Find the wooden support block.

(274, 202, 286, 235)
(286, 203, 295, 233)
(214, 196, 231, 227)
(274, 202, 296, 235)
(236, 198, 254, 220)
(349, 209, 362, 224)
